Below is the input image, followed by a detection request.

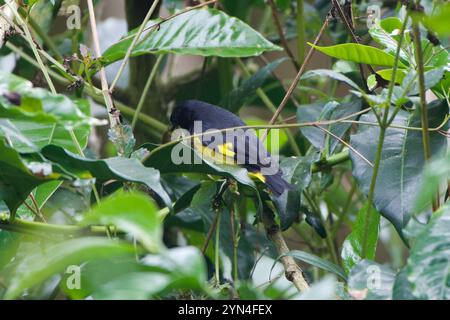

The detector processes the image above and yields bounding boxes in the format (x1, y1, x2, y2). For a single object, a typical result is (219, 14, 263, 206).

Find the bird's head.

(169, 100, 199, 131)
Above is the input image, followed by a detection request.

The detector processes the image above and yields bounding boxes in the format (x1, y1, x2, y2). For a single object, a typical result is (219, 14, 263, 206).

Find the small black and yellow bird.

(169, 100, 293, 197)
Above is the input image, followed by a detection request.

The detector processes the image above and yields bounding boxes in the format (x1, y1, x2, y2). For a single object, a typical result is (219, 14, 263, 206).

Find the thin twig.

(4, 3, 56, 94)
(315, 125, 373, 167)
(131, 54, 164, 130)
(202, 213, 220, 254)
(331, 0, 376, 76)
(267, 0, 299, 70)
(261, 16, 329, 141)
(110, 0, 161, 92)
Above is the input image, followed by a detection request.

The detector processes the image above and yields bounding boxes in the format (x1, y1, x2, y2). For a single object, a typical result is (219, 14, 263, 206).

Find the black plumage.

(170, 100, 293, 196)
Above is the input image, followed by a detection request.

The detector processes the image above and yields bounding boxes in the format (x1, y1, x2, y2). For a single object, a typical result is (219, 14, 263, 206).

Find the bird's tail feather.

(263, 172, 294, 197)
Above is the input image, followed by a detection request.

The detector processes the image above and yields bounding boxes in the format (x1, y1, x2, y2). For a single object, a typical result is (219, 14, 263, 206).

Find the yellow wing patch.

(248, 171, 266, 183)
(191, 137, 265, 183)
(217, 142, 236, 157)
(193, 137, 235, 164)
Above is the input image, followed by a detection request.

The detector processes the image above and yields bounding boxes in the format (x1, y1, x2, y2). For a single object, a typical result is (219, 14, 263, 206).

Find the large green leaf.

(5, 99, 92, 154)
(102, 8, 281, 64)
(350, 100, 448, 235)
(82, 191, 163, 252)
(41, 145, 172, 209)
(4, 237, 135, 299)
(220, 58, 288, 113)
(0, 72, 95, 125)
(341, 203, 380, 273)
(406, 205, 450, 300)
(0, 73, 94, 153)
(309, 43, 405, 67)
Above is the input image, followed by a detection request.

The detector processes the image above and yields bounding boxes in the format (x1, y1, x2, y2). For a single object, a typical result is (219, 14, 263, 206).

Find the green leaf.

(403, 68, 445, 96)
(277, 250, 347, 280)
(0, 229, 20, 272)
(376, 68, 407, 84)
(4, 237, 135, 299)
(348, 260, 396, 300)
(220, 58, 288, 113)
(369, 20, 409, 64)
(15, 180, 62, 220)
(82, 191, 163, 252)
(380, 17, 403, 33)
(415, 151, 450, 214)
(102, 8, 281, 64)
(6, 98, 91, 154)
(350, 100, 448, 235)
(274, 152, 319, 230)
(143, 142, 261, 205)
(421, 2, 450, 36)
(341, 203, 380, 273)
(77, 246, 207, 299)
(0, 72, 96, 125)
(297, 98, 362, 154)
(0, 139, 55, 214)
(301, 69, 362, 91)
(406, 205, 450, 299)
(41, 145, 172, 209)
(309, 43, 406, 67)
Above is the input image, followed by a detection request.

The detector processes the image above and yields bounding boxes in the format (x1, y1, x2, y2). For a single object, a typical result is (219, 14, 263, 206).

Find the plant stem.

(131, 54, 164, 130)
(7, 3, 56, 94)
(86, 0, 121, 133)
(311, 149, 349, 173)
(214, 210, 222, 285)
(267, 0, 299, 70)
(360, 10, 409, 257)
(0, 215, 114, 237)
(412, 18, 438, 210)
(296, 0, 306, 65)
(68, 129, 101, 204)
(412, 29, 432, 156)
(231, 201, 239, 283)
(18, 7, 63, 61)
(261, 210, 309, 292)
(110, 0, 161, 92)
(361, 126, 385, 257)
